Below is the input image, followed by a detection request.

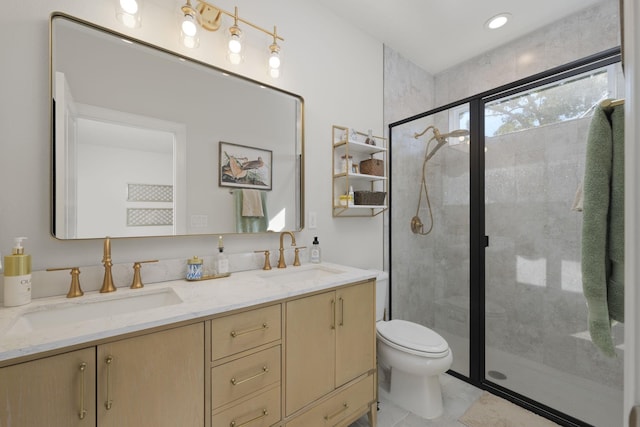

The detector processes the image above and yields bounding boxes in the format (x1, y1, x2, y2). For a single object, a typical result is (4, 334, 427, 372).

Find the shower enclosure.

(388, 51, 623, 427)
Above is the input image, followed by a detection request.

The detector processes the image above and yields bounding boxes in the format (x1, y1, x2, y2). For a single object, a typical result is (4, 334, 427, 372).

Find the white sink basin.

(259, 265, 345, 284)
(8, 288, 182, 334)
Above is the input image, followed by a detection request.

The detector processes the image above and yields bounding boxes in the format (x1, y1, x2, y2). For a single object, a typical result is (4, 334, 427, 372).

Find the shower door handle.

(484, 235, 489, 247)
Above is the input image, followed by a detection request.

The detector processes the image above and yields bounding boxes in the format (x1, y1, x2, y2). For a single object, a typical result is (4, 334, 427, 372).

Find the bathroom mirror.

(50, 13, 304, 239)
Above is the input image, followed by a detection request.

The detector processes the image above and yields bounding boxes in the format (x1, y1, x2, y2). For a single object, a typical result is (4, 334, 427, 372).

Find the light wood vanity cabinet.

(0, 275, 377, 427)
(0, 323, 204, 427)
(0, 347, 97, 426)
(209, 304, 282, 427)
(97, 323, 204, 427)
(285, 280, 377, 426)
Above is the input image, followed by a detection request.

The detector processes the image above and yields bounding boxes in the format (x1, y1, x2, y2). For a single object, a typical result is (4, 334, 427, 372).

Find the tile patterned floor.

(350, 372, 484, 427)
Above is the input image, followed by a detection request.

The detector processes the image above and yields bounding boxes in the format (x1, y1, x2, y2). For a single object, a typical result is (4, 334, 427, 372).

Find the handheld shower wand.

(411, 125, 469, 235)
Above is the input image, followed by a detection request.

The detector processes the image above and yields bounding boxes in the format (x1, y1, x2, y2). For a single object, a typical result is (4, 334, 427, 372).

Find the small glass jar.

(186, 255, 203, 280)
(341, 155, 353, 173)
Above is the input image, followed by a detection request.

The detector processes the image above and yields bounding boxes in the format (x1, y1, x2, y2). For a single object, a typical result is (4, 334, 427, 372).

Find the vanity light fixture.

(485, 13, 511, 30)
(177, 1, 284, 77)
(180, 0, 200, 48)
(116, 0, 143, 28)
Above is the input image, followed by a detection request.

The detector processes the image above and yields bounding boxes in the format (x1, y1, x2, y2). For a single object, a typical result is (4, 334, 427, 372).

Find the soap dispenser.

(4, 237, 32, 307)
(310, 237, 321, 264)
(215, 235, 229, 274)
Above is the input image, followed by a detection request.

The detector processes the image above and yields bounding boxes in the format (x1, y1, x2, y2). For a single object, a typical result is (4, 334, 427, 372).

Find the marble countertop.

(0, 262, 376, 363)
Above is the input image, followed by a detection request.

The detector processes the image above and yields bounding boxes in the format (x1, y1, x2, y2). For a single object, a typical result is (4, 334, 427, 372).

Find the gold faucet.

(278, 231, 296, 268)
(100, 237, 117, 293)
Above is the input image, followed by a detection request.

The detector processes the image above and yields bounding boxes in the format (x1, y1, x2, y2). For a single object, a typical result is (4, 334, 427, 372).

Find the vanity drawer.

(212, 385, 281, 427)
(212, 304, 281, 360)
(285, 374, 374, 427)
(212, 345, 281, 409)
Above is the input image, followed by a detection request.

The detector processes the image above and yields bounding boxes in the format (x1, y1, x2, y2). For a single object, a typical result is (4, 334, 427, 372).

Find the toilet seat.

(377, 320, 449, 358)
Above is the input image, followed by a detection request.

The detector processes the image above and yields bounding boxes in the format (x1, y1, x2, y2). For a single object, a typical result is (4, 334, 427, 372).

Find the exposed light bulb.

(269, 52, 281, 70)
(119, 0, 138, 14)
(181, 14, 197, 37)
(116, 0, 142, 28)
(179, 1, 199, 49)
(228, 34, 242, 54)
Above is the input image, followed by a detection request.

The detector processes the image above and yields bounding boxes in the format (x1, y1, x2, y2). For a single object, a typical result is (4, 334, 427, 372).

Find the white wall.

(0, 0, 384, 298)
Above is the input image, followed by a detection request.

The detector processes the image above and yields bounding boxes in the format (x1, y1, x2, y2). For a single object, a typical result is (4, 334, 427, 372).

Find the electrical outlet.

(309, 211, 317, 229)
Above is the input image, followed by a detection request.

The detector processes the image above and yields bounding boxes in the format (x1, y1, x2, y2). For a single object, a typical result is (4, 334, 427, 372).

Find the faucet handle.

(47, 266, 84, 298)
(130, 260, 159, 289)
(293, 246, 307, 267)
(254, 250, 272, 270)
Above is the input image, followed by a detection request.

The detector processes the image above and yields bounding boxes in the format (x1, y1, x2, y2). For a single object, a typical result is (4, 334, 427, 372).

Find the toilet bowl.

(373, 271, 453, 419)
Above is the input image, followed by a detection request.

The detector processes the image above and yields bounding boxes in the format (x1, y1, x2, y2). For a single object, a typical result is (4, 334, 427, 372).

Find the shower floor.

(440, 331, 623, 427)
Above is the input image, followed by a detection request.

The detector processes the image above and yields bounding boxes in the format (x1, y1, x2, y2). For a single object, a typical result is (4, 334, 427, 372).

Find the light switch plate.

(309, 211, 317, 229)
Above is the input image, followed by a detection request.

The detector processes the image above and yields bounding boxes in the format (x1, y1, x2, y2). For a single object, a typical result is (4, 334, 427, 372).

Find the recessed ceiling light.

(485, 13, 511, 30)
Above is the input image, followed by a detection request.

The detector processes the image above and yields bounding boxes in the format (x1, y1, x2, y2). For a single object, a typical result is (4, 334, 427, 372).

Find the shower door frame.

(388, 47, 621, 427)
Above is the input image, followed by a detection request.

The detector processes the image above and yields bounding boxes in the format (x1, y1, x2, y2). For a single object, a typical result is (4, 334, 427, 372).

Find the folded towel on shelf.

(581, 103, 624, 357)
(242, 189, 264, 217)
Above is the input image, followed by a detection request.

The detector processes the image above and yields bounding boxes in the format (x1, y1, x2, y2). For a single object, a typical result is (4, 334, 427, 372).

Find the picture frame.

(219, 141, 272, 190)
(352, 164, 360, 174)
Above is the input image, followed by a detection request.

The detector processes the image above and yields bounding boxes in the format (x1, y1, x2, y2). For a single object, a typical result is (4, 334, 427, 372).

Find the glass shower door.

(483, 65, 624, 426)
(390, 105, 471, 376)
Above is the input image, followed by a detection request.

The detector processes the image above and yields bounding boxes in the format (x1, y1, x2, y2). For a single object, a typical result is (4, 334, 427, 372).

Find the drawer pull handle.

(105, 355, 113, 410)
(230, 366, 269, 386)
(78, 362, 88, 420)
(230, 323, 268, 338)
(230, 408, 268, 427)
(324, 402, 349, 421)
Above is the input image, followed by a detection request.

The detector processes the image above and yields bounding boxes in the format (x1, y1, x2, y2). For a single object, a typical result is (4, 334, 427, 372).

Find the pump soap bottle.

(310, 237, 321, 264)
(4, 237, 32, 307)
(216, 235, 229, 274)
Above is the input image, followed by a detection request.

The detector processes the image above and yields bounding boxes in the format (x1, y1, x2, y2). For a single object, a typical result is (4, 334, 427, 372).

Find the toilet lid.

(377, 320, 449, 355)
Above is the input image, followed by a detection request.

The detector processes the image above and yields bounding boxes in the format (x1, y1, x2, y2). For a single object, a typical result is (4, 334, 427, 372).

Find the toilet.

(374, 271, 453, 419)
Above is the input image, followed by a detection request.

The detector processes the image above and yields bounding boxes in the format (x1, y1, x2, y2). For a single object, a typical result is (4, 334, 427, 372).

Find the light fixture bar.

(196, 0, 284, 42)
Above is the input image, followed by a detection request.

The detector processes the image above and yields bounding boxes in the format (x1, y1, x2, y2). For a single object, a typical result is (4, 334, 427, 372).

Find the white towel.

(242, 189, 264, 217)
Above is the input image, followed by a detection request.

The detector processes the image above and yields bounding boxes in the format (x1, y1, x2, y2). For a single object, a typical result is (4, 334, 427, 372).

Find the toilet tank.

(370, 270, 388, 321)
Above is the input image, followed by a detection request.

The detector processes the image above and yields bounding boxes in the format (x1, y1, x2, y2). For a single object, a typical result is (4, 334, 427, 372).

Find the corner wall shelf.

(332, 125, 388, 217)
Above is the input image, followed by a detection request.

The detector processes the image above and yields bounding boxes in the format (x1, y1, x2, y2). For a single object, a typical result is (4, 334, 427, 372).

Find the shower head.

(414, 125, 469, 144)
(435, 128, 470, 143)
(414, 125, 470, 164)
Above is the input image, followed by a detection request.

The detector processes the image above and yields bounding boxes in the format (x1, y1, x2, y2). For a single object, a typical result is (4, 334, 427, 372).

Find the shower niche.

(332, 125, 388, 217)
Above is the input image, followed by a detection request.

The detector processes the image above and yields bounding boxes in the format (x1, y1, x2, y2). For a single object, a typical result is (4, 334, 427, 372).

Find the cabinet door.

(0, 347, 96, 426)
(97, 323, 204, 427)
(286, 291, 336, 416)
(336, 281, 375, 387)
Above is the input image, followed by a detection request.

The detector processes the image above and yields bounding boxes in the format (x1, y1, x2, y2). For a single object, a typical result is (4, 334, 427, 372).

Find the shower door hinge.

(484, 235, 489, 247)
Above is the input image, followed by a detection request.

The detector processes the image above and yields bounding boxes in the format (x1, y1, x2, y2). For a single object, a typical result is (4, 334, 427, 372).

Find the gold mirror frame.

(50, 13, 304, 240)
